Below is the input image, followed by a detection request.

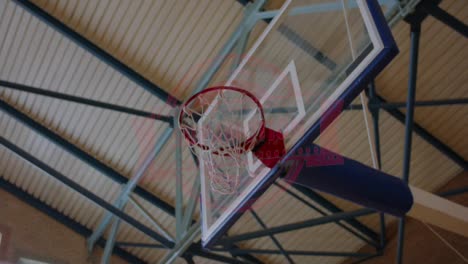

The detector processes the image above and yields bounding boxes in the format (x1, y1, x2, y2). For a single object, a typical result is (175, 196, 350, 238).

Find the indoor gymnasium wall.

(0, 188, 127, 264)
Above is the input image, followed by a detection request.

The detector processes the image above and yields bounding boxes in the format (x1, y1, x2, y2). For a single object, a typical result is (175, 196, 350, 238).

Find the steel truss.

(0, 0, 466, 264)
(0, 80, 173, 124)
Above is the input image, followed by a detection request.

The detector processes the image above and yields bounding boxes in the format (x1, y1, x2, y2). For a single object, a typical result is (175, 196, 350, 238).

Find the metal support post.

(232, 4, 253, 74)
(129, 196, 174, 241)
(87, 127, 174, 252)
(379, 211, 386, 250)
(159, 224, 201, 264)
(181, 177, 199, 231)
(396, 18, 421, 264)
(367, 82, 386, 249)
(232, 32, 250, 73)
(101, 200, 125, 264)
(175, 107, 184, 242)
(87, 206, 122, 252)
(367, 82, 383, 169)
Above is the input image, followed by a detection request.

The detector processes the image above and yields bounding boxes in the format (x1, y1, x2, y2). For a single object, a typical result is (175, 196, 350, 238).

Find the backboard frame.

(202, 0, 398, 248)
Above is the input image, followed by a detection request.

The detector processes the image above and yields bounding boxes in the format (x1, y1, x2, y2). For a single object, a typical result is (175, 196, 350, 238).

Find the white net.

(179, 88, 264, 194)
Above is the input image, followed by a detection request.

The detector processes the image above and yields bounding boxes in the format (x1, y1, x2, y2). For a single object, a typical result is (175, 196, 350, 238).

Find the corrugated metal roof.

(1, 0, 466, 263)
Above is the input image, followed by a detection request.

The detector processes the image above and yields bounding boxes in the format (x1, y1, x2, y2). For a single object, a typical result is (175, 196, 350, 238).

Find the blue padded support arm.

(282, 144, 413, 217)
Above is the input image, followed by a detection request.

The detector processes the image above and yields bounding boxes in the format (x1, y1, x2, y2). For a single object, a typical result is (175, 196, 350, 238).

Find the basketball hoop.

(178, 86, 286, 194)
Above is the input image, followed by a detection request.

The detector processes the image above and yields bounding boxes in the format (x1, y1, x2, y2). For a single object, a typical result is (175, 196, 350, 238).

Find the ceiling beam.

(11, 0, 181, 107)
(419, 0, 468, 38)
(0, 80, 173, 124)
(0, 98, 177, 216)
(220, 208, 375, 243)
(377, 95, 468, 170)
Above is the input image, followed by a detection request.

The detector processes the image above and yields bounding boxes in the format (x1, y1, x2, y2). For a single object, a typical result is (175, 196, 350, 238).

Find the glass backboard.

(195, 0, 398, 247)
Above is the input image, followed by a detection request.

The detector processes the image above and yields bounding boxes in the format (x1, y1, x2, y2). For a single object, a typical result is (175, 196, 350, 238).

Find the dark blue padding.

(285, 144, 414, 217)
